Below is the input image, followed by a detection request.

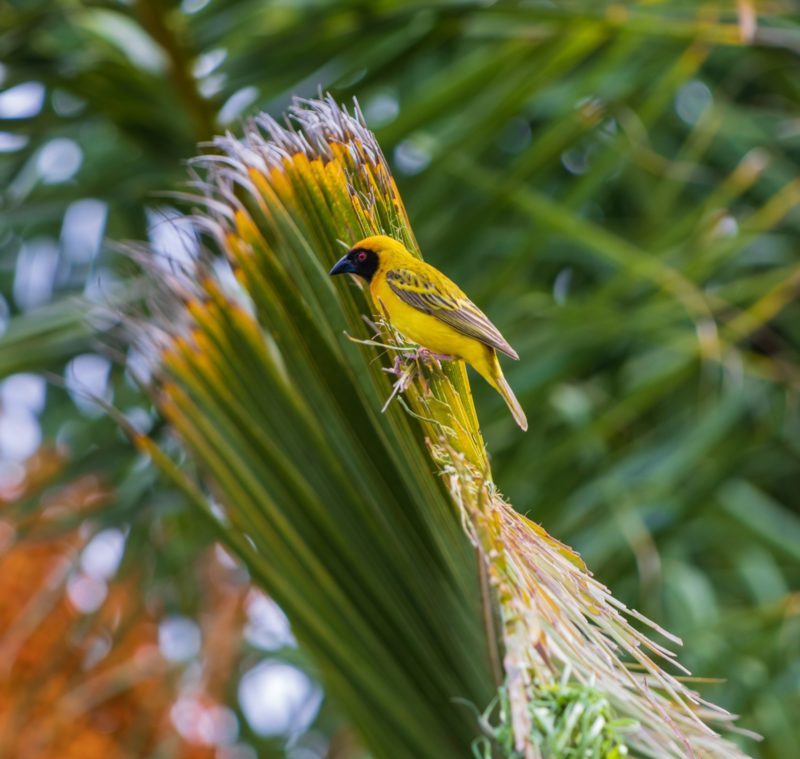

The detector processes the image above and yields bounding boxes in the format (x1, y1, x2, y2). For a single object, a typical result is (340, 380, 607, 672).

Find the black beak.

(329, 254, 356, 276)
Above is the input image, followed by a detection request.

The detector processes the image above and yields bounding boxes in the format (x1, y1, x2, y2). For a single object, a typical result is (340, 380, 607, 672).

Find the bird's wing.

(385, 268, 519, 359)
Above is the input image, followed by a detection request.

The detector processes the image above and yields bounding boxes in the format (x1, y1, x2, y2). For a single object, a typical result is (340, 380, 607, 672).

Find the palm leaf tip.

(133, 94, 755, 759)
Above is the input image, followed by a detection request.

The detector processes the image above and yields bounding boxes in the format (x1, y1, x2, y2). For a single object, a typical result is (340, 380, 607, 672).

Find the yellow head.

(328, 235, 411, 283)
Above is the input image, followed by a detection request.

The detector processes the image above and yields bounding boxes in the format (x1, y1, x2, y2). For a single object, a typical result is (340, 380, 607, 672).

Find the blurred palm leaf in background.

(1, 1, 799, 757)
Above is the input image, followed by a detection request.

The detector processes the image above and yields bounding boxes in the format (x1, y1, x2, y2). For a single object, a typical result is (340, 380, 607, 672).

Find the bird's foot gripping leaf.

(381, 347, 439, 411)
(347, 320, 454, 413)
(382, 346, 456, 409)
(414, 347, 455, 365)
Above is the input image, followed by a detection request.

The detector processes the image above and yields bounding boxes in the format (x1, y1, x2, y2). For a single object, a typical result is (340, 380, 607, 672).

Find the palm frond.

(135, 95, 755, 758)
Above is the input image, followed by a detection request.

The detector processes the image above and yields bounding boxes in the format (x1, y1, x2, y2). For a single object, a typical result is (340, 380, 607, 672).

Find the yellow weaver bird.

(330, 235, 527, 431)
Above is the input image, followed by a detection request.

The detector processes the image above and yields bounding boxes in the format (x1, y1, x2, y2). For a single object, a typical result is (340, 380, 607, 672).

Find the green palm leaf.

(134, 96, 753, 758)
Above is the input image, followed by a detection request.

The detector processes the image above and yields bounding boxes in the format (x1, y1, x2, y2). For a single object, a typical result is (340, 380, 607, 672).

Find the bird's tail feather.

(496, 374, 528, 431)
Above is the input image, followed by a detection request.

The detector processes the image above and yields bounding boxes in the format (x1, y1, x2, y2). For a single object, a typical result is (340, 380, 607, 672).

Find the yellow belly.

(370, 276, 492, 374)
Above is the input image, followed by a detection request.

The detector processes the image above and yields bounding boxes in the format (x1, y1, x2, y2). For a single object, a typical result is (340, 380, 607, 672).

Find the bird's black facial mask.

(329, 247, 379, 282)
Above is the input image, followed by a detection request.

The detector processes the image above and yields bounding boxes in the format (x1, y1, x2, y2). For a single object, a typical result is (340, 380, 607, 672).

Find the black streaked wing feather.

(386, 268, 519, 360)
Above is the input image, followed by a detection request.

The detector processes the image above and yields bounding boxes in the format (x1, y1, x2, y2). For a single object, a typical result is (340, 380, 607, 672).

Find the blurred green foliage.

(1, 1, 799, 756)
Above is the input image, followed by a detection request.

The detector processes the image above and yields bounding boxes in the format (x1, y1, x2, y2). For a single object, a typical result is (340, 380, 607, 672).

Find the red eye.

(357, 251, 368, 263)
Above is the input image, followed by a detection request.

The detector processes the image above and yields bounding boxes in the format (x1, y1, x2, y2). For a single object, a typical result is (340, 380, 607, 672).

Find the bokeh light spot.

(13, 238, 59, 310)
(194, 48, 227, 78)
(159, 616, 202, 662)
(363, 92, 399, 127)
(219, 86, 259, 125)
(61, 199, 107, 264)
(171, 697, 239, 746)
(394, 137, 431, 175)
(0, 81, 45, 119)
(65, 353, 112, 415)
(81, 528, 126, 580)
(0, 132, 28, 152)
(675, 80, 713, 125)
(2, 373, 46, 414)
(67, 572, 108, 613)
(244, 591, 295, 650)
(0, 409, 41, 462)
(147, 207, 199, 271)
(37, 138, 83, 184)
(238, 661, 322, 738)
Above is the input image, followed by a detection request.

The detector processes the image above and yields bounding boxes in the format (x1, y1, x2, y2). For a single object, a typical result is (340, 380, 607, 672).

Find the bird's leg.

(383, 346, 431, 402)
(389, 352, 407, 375)
(414, 347, 455, 366)
(381, 345, 456, 411)
(412, 352, 431, 396)
(408, 347, 455, 394)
